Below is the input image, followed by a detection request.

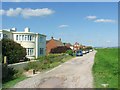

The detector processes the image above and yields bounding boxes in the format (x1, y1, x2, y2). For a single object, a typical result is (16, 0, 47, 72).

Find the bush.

(2, 64, 19, 83)
(1, 38, 27, 64)
(66, 50, 73, 56)
(50, 46, 71, 54)
(24, 61, 42, 71)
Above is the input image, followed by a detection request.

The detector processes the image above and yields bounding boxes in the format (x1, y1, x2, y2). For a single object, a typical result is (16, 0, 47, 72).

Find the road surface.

(14, 51, 96, 88)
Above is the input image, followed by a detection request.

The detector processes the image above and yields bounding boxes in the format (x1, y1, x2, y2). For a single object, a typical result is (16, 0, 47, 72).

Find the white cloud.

(86, 15, 97, 20)
(6, 8, 22, 16)
(94, 19, 116, 23)
(0, 8, 55, 18)
(86, 15, 116, 24)
(21, 8, 54, 18)
(58, 25, 69, 28)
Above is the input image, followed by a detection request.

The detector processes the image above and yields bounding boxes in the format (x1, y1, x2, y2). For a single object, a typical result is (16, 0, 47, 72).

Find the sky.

(0, 2, 118, 47)
(1, 0, 120, 2)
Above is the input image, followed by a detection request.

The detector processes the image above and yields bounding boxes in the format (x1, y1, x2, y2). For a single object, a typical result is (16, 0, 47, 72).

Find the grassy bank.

(92, 48, 118, 88)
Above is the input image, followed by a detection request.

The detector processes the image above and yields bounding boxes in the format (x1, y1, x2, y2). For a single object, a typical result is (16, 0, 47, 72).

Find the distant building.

(46, 37, 64, 54)
(63, 43, 73, 50)
(73, 42, 82, 52)
(0, 27, 46, 59)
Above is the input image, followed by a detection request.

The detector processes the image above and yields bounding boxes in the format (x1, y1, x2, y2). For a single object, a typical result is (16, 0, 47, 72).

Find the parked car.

(86, 50, 89, 53)
(76, 50, 83, 56)
(89, 49, 93, 52)
(82, 50, 86, 54)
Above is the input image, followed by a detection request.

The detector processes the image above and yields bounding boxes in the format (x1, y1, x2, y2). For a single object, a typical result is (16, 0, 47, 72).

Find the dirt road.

(14, 51, 96, 88)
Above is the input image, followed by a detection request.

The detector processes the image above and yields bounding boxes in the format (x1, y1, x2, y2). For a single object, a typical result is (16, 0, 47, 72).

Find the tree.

(2, 38, 27, 64)
(50, 46, 71, 54)
(86, 46, 93, 50)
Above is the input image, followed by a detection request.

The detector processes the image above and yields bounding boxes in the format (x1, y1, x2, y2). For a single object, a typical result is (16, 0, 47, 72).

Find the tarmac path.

(14, 51, 96, 88)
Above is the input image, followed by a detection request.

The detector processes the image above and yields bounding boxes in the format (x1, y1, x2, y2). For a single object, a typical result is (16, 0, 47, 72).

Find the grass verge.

(92, 48, 118, 88)
(24, 54, 74, 72)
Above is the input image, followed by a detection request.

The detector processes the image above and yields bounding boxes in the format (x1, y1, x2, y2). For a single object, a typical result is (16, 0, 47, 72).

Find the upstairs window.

(16, 35, 18, 40)
(40, 37, 43, 42)
(3, 34, 8, 38)
(22, 35, 24, 41)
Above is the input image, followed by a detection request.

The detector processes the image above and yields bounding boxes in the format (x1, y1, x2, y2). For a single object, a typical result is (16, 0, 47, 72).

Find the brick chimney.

(51, 36, 54, 39)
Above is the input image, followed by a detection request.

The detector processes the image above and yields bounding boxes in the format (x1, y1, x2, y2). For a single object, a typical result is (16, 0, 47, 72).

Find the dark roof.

(64, 43, 72, 46)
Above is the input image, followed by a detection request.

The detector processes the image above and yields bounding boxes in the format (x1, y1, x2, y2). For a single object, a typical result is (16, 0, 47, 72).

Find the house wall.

(13, 33, 36, 59)
(38, 35, 46, 57)
(0, 30, 13, 40)
(0, 28, 46, 60)
(46, 39, 57, 54)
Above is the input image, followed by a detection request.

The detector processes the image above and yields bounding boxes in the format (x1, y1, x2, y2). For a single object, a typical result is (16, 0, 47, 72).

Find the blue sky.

(1, 2, 118, 47)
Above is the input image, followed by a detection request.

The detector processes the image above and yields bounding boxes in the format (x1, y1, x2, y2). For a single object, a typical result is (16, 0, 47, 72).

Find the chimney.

(10, 27, 17, 32)
(59, 38, 61, 41)
(51, 36, 54, 39)
(24, 27, 30, 32)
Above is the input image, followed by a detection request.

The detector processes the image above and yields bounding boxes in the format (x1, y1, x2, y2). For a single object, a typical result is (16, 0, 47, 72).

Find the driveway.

(14, 51, 96, 88)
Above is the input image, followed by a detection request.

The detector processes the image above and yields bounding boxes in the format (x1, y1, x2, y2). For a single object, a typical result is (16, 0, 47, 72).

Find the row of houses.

(0, 27, 84, 60)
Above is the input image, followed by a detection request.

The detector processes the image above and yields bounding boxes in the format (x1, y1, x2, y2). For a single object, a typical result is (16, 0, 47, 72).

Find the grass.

(2, 75, 27, 88)
(24, 54, 74, 72)
(92, 48, 118, 88)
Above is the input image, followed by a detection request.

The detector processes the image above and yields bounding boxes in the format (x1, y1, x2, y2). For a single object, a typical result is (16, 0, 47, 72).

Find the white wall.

(0, 29, 46, 60)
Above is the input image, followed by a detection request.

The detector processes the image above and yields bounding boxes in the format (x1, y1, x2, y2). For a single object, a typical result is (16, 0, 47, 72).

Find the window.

(15, 34, 35, 41)
(28, 35, 30, 41)
(25, 35, 27, 41)
(26, 48, 34, 56)
(40, 48, 44, 55)
(30, 35, 32, 41)
(22, 35, 24, 41)
(31, 35, 34, 41)
(19, 35, 22, 41)
(3, 34, 8, 38)
(40, 37, 43, 42)
(16, 35, 18, 40)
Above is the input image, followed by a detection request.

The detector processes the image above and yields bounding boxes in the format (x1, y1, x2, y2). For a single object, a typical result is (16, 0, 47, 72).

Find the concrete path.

(14, 51, 96, 88)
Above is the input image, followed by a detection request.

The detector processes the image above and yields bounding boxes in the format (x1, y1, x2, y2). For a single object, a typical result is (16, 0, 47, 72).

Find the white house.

(0, 27, 46, 59)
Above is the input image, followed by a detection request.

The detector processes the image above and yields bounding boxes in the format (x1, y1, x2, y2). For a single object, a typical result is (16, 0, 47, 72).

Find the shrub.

(66, 50, 73, 56)
(50, 46, 71, 54)
(1, 38, 27, 64)
(2, 64, 19, 83)
(24, 61, 42, 71)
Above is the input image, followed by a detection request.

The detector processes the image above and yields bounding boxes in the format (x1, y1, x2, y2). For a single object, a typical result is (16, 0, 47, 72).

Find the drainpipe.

(36, 33, 39, 59)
